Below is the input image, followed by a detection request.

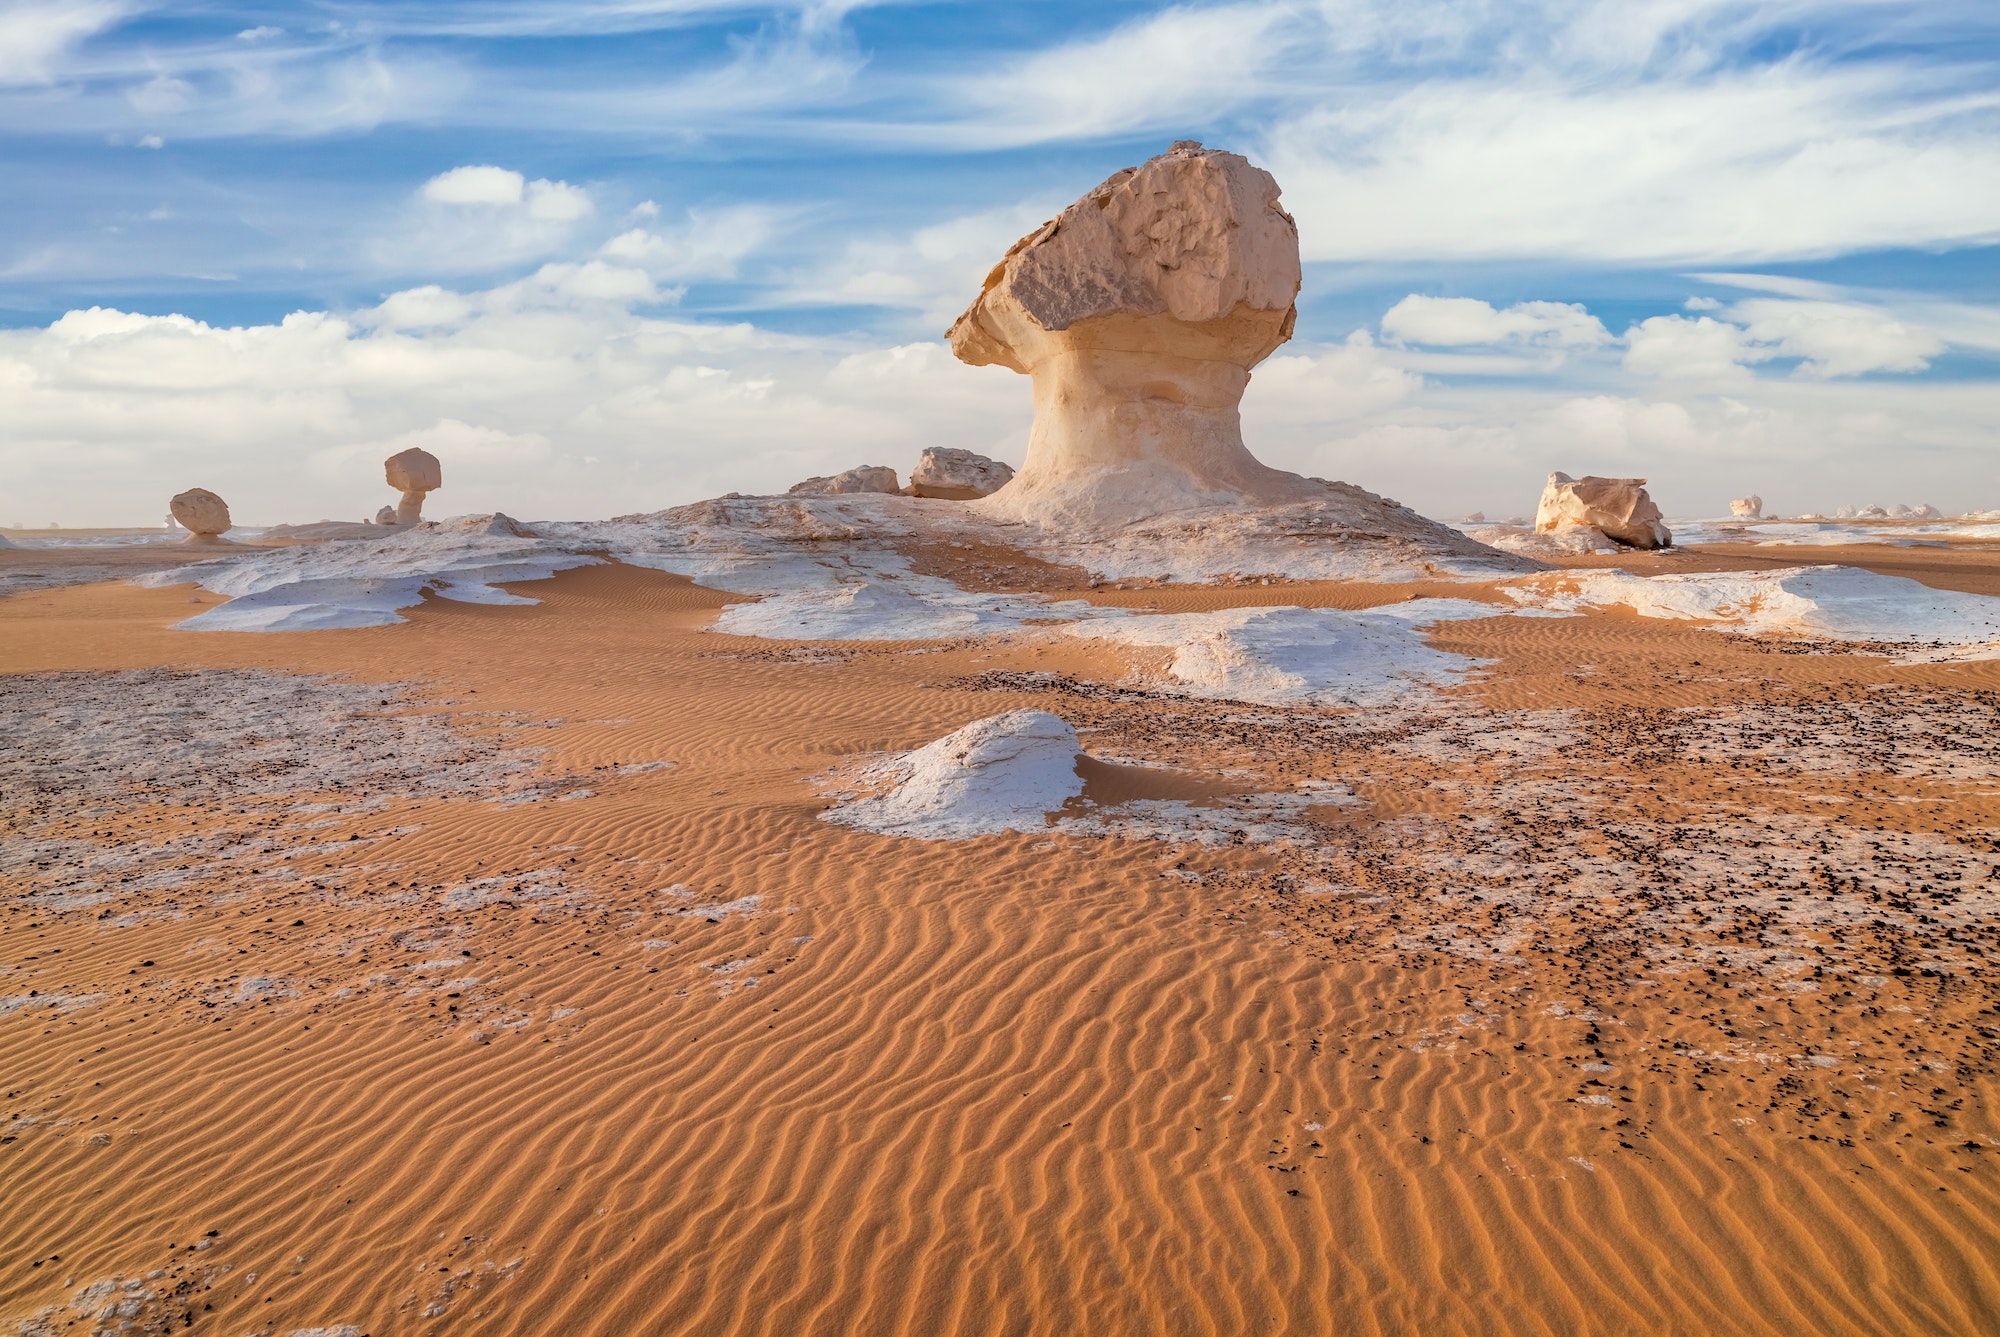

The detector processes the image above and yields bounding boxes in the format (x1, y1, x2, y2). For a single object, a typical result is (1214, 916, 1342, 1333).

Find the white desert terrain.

(4, 144, 2000, 1337)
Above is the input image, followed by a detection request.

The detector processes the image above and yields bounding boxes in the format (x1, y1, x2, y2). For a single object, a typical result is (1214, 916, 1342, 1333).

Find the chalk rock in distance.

(1535, 472, 1672, 549)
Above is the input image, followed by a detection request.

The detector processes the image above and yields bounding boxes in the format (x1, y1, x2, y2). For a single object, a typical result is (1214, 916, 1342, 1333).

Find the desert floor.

(3, 546, 1998, 1336)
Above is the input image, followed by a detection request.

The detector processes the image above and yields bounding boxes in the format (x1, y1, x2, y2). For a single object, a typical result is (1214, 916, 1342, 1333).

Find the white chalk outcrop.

(908, 448, 1015, 499)
(826, 710, 1084, 839)
(949, 141, 1326, 527)
(374, 505, 398, 526)
(169, 488, 233, 543)
(1506, 565, 2000, 657)
(1535, 473, 1672, 549)
(384, 447, 442, 526)
(789, 466, 901, 497)
(1730, 495, 1764, 519)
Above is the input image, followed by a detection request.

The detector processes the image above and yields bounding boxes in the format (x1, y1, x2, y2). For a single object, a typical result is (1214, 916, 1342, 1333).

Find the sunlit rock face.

(948, 141, 1320, 527)
(1536, 472, 1673, 549)
(385, 447, 442, 526)
(1731, 494, 1764, 520)
(169, 488, 232, 543)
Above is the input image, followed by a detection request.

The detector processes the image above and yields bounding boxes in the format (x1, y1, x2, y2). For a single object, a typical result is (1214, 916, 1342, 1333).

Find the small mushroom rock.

(384, 447, 443, 525)
(169, 488, 233, 543)
(374, 505, 397, 526)
(908, 448, 1016, 500)
(948, 140, 1320, 526)
(1535, 472, 1672, 549)
(1730, 494, 1763, 519)
(788, 465, 902, 497)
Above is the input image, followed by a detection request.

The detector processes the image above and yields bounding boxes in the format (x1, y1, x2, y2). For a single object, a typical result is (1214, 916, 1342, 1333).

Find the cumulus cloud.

(373, 165, 599, 277)
(1625, 299, 1946, 379)
(1381, 296, 1611, 354)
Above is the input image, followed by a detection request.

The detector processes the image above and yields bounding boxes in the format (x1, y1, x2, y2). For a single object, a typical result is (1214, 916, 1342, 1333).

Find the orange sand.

(3, 551, 1999, 1336)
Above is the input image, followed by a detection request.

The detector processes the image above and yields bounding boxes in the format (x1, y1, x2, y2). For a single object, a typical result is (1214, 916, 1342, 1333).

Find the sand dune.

(5, 556, 2000, 1336)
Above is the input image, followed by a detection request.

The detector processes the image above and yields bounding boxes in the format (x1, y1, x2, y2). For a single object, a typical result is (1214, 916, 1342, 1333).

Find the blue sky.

(2, 0, 1997, 526)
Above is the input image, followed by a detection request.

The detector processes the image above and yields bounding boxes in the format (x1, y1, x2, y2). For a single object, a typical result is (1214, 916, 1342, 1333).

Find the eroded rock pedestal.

(169, 488, 232, 543)
(385, 447, 442, 526)
(948, 141, 1320, 527)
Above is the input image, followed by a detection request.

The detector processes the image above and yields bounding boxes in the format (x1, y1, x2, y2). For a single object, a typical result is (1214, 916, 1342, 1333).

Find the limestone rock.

(788, 465, 901, 497)
(1535, 473, 1672, 549)
(908, 448, 1016, 500)
(384, 447, 442, 526)
(1730, 494, 1763, 519)
(827, 710, 1083, 839)
(948, 140, 1319, 526)
(1857, 504, 1888, 519)
(1463, 511, 1486, 523)
(374, 505, 397, 526)
(1911, 503, 1942, 520)
(169, 488, 233, 542)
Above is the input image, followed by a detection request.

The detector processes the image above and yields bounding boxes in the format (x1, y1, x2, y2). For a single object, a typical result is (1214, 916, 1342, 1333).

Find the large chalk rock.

(1730, 494, 1763, 519)
(384, 447, 442, 526)
(908, 447, 1016, 500)
(948, 141, 1320, 526)
(789, 465, 901, 497)
(1535, 473, 1672, 549)
(826, 710, 1084, 839)
(169, 488, 233, 543)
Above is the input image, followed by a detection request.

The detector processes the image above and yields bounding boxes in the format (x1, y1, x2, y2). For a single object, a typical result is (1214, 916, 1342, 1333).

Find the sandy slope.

(4, 556, 1999, 1336)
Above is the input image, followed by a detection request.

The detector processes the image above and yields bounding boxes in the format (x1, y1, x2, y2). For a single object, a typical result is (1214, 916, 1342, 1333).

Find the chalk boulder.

(908, 448, 1016, 500)
(1911, 503, 1942, 520)
(827, 710, 1084, 839)
(374, 505, 397, 526)
(1535, 473, 1671, 549)
(1730, 495, 1763, 519)
(948, 140, 1319, 526)
(384, 447, 442, 526)
(169, 488, 233, 543)
(789, 466, 901, 497)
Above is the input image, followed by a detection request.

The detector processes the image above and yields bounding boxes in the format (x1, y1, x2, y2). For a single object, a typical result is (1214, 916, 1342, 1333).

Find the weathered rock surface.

(1535, 473, 1672, 549)
(374, 505, 398, 526)
(1730, 494, 1763, 519)
(826, 710, 1084, 839)
(789, 466, 901, 497)
(948, 140, 1320, 526)
(384, 447, 443, 526)
(908, 448, 1016, 500)
(169, 488, 233, 542)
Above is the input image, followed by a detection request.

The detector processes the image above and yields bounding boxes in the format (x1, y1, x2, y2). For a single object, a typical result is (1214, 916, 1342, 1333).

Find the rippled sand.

(4, 549, 1998, 1336)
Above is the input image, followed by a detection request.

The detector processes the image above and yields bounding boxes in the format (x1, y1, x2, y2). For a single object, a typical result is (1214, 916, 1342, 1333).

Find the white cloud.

(423, 164, 526, 206)
(126, 73, 194, 116)
(1733, 298, 1944, 378)
(1381, 296, 1611, 351)
(1623, 314, 1764, 381)
(1624, 299, 1946, 379)
(931, 3, 1293, 147)
(236, 25, 283, 42)
(597, 205, 779, 281)
(0, 0, 126, 85)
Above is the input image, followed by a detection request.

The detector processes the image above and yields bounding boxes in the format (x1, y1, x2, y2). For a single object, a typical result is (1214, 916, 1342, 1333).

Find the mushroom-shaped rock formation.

(948, 141, 1320, 527)
(908, 448, 1016, 500)
(1535, 473, 1672, 549)
(384, 447, 442, 526)
(169, 488, 233, 543)
(374, 505, 398, 526)
(788, 465, 901, 497)
(1730, 494, 1764, 519)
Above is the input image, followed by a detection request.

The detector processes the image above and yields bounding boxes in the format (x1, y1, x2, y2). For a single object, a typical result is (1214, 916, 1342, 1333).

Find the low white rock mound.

(789, 466, 901, 497)
(826, 710, 1083, 839)
(908, 447, 1015, 499)
(1506, 565, 2000, 654)
(1535, 473, 1671, 549)
(1730, 494, 1763, 519)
